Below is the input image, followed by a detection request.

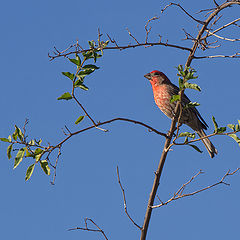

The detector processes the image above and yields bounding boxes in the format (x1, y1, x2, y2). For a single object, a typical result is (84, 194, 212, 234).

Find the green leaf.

(75, 81, 89, 90)
(0, 138, 10, 142)
(62, 72, 75, 81)
(74, 78, 83, 86)
(14, 148, 26, 169)
(34, 148, 43, 162)
(179, 78, 184, 89)
(227, 124, 235, 131)
(184, 82, 201, 91)
(178, 132, 195, 139)
(75, 116, 85, 125)
(184, 102, 200, 109)
(78, 69, 95, 77)
(25, 149, 34, 157)
(235, 124, 240, 131)
(7, 144, 13, 159)
(88, 40, 95, 48)
(82, 64, 99, 70)
(15, 125, 24, 141)
(217, 127, 226, 133)
(83, 51, 93, 59)
(25, 164, 35, 181)
(212, 116, 226, 133)
(57, 92, 72, 100)
(40, 160, 50, 175)
(212, 116, 218, 133)
(28, 139, 35, 145)
(229, 134, 240, 147)
(8, 135, 12, 142)
(93, 52, 98, 62)
(79, 84, 89, 91)
(35, 139, 42, 145)
(74, 79, 89, 91)
(12, 130, 18, 140)
(34, 148, 43, 155)
(188, 144, 203, 153)
(177, 64, 183, 72)
(69, 57, 81, 66)
(170, 94, 180, 103)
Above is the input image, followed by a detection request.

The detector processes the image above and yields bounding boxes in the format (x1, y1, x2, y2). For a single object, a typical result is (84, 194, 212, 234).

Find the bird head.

(144, 70, 171, 85)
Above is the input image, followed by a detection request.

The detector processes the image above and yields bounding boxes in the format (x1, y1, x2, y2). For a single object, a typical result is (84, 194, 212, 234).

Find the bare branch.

(145, 16, 159, 43)
(50, 147, 61, 185)
(126, 28, 140, 44)
(49, 40, 192, 60)
(194, 52, 240, 59)
(152, 168, 240, 209)
(69, 218, 108, 240)
(205, 29, 240, 41)
(161, 2, 205, 24)
(54, 117, 167, 150)
(209, 17, 240, 35)
(213, 0, 219, 8)
(117, 166, 142, 230)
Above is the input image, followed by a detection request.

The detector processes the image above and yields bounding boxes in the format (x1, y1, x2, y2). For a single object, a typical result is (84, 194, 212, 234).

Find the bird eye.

(153, 72, 160, 76)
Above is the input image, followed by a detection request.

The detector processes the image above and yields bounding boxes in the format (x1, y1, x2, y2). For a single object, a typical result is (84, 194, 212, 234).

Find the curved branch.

(49, 41, 192, 60)
(54, 117, 167, 149)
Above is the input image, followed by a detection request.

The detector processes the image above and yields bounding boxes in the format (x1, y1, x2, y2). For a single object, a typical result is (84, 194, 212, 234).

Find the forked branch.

(153, 168, 240, 208)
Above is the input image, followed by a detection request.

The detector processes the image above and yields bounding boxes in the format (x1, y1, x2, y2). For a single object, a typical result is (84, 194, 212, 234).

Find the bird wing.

(170, 83, 209, 130)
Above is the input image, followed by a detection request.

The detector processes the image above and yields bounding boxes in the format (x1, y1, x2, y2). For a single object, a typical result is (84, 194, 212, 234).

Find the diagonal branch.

(140, 2, 240, 240)
(117, 166, 142, 230)
(205, 29, 240, 41)
(206, 17, 240, 35)
(152, 168, 240, 208)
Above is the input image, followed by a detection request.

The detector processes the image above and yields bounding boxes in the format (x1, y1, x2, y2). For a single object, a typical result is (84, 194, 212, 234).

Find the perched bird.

(144, 70, 217, 158)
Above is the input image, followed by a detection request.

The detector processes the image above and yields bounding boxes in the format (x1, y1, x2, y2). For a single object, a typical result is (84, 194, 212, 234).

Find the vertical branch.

(140, 2, 240, 240)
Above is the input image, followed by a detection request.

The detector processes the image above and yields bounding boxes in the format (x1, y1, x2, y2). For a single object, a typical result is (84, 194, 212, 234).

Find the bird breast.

(152, 84, 175, 119)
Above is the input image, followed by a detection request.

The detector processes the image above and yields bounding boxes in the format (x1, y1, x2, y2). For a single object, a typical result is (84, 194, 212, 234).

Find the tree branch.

(69, 218, 108, 240)
(140, 2, 240, 240)
(152, 168, 240, 208)
(117, 166, 142, 230)
(49, 41, 192, 60)
(194, 52, 240, 59)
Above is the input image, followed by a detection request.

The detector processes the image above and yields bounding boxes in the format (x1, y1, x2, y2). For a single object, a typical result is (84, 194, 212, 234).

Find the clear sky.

(1, 0, 239, 239)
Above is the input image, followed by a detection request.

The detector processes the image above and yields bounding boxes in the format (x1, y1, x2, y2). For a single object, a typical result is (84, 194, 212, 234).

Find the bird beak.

(144, 73, 151, 80)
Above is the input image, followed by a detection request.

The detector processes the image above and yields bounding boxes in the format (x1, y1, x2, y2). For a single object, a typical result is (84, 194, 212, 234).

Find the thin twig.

(51, 147, 61, 185)
(69, 218, 108, 240)
(152, 168, 240, 208)
(126, 28, 140, 44)
(117, 166, 142, 230)
(205, 29, 240, 41)
(194, 52, 240, 59)
(208, 18, 240, 35)
(145, 16, 159, 43)
(161, 2, 205, 24)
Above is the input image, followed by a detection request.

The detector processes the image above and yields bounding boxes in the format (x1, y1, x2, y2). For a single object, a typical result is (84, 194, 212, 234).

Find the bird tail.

(196, 128, 218, 158)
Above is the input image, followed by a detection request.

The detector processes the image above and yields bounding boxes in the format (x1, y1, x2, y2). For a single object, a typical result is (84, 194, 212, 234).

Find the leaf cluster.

(170, 65, 201, 105)
(0, 125, 50, 181)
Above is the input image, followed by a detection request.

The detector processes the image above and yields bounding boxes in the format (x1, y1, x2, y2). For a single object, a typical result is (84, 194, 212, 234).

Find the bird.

(144, 70, 217, 158)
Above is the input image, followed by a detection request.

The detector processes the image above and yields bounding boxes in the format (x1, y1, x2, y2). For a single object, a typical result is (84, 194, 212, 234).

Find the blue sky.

(1, 0, 239, 239)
